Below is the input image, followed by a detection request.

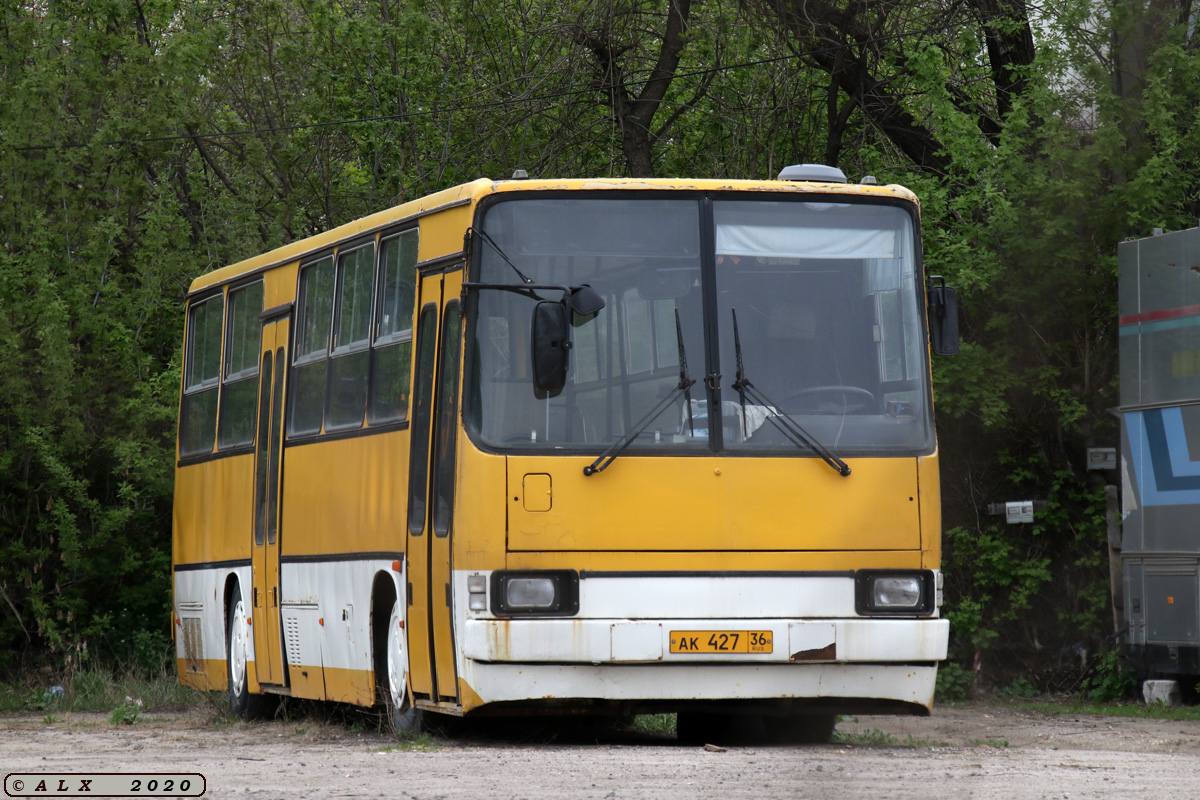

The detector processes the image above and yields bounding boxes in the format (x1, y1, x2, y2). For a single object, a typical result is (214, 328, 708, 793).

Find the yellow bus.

(173, 166, 957, 742)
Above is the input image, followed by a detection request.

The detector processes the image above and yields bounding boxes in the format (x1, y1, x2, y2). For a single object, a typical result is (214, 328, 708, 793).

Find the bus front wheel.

(383, 601, 423, 734)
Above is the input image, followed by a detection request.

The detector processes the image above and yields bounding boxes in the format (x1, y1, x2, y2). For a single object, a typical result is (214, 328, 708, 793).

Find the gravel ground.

(3, 703, 1200, 799)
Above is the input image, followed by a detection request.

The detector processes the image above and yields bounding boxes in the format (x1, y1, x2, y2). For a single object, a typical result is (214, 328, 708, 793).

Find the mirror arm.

(462, 281, 570, 303)
(462, 282, 605, 314)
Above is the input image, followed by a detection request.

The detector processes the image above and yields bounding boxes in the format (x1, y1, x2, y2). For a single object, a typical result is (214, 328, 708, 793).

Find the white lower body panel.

(457, 615, 948, 712)
(173, 565, 254, 676)
(461, 661, 939, 709)
(453, 570, 948, 713)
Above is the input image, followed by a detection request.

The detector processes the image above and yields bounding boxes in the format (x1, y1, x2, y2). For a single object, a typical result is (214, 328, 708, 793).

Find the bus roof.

(186, 175, 918, 297)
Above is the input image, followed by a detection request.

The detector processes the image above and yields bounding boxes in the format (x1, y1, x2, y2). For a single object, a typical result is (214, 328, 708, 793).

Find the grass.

(368, 732, 442, 752)
(628, 713, 676, 736)
(831, 728, 947, 748)
(832, 728, 898, 746)
(1014, 699, 1200, 721)
(968, 738, 1010, 748)
(0, 664, 211, 721)
(109, 698, 144, 725)
(2, 665, 438, 747)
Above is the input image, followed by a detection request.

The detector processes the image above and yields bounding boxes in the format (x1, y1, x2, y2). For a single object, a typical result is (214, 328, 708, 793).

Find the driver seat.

(768, 301, 841, 391)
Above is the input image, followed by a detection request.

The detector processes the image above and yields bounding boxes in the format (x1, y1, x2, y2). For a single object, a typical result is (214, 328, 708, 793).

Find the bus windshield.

(466, 194, 933, 456)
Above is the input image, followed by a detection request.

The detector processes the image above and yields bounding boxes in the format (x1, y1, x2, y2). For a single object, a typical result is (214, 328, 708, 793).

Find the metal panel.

(521, 474, 552, 512)
(1123, 406, 1200, 551)
(1118, 237, 1143, 408)
(280, 605, 327, 701)
(1145, 563, 1199, 644)
(281, 606, 323, 668)
(1119, 416, 1145, 553)
(1142, 505, 1200, 552)
(1118, 229, 1200, 408)
(1138, 234, 1200, 317)
(611, 622, 663, 662)
(1125, 559, 1145, 647)
(505, 456, 922, 553)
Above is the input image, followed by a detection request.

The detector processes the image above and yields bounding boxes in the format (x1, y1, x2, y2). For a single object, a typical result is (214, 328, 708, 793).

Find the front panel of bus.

(454, 188, 948, 714)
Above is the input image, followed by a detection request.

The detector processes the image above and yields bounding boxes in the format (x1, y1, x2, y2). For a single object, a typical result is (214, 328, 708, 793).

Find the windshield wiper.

(467, 226, 534, 284)
(730, 308, 851, 477)
(677, 309, 697, 437)
(584, 309, 696, 476)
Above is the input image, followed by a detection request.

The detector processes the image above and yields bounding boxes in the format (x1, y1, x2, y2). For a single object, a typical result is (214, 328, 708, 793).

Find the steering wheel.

(500, 433, 542, 444)
(779, 385, 877, 414)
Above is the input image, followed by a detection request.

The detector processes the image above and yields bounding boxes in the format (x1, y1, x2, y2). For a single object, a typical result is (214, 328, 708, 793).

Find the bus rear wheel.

(226, 585, 273, 720)
(382, 601, 423, 734)
(677, 710, 838, 746)
(761, 712, 838, 744)
(676, 711, 752, 746)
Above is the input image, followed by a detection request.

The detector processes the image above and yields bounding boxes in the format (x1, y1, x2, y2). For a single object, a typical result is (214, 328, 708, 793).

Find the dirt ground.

(3, 703, 1200, 799)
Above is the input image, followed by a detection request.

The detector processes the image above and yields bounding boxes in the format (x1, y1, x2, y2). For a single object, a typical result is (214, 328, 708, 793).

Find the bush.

(936, 661, 973, 702)
(1084, 648, 1136, 702)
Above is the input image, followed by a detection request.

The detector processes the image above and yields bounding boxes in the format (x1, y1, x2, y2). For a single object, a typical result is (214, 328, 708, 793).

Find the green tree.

(5, 0, 1200, 691)
(737, 0, 1200, 682)
(0, 0, 209, 672)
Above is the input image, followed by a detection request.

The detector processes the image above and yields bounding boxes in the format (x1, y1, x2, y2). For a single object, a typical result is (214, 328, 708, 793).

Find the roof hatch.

(777, 164, 847, 183)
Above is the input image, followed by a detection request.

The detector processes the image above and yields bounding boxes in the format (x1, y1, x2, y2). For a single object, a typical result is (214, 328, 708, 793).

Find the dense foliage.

(3, 0, 1199, 686)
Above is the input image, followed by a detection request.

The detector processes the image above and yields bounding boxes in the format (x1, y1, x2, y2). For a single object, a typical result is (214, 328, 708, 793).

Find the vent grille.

(181, 618, 203, 673)
(284, 615, 303, 666)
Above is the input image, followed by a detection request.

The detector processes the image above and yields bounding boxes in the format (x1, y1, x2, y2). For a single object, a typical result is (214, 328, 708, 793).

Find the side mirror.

(531, 300, 570, 395)
(927, 276, 960, 356)
(569, 284, 605, 316)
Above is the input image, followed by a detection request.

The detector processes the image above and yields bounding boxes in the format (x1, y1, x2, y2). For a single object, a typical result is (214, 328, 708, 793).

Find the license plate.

(669, 630, 773, 654)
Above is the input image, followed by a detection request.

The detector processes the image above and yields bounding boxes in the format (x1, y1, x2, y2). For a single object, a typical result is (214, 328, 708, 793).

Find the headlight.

(491, 570, 579, 616)
(855, 570, 935, 615)
(874, 576, 922, 608)
(506, 578, 557, 608)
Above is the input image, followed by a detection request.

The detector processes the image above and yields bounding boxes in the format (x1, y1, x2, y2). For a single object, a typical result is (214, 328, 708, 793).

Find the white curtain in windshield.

(716, 224, 897, 260)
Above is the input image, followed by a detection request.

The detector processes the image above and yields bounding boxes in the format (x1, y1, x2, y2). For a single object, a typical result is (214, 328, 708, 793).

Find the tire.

(676, 711, 736, 746)
(381, 601, 423, 734)
(761, 712, 838, 745)
(226, 585, 272, 720)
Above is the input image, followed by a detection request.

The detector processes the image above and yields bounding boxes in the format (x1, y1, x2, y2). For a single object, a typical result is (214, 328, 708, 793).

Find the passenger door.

(405, 269, 463, 705)
(250, 315, 289, 686)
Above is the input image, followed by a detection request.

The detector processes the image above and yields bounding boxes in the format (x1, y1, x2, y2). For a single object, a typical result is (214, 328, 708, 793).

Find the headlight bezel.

(490, 569, 580, 617)
(854, 569, 936, 616)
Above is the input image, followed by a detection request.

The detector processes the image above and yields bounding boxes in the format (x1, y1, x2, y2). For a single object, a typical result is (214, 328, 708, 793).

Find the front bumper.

(463, 617, 949, 664)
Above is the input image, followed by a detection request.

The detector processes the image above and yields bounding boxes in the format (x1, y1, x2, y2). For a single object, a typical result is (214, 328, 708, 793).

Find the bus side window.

(327, 243, 375, 430)
(369, 230, 417, 424)
(218, 281, 264, 448)
(290, 256, 335, 436)
(180, 293, 225, 457)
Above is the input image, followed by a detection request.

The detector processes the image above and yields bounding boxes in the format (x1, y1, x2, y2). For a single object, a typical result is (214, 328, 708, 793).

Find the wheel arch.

(370, 570, 401, 695)
(223, 572, 243, 652)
